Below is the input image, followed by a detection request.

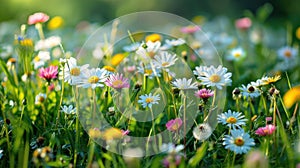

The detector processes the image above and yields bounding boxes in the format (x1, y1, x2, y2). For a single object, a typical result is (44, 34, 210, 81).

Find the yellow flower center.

(284, 50, 292, 58)
(226, 117, 237, 124)
(234, 137, 244, 146)
(88, 76, 99, 84)
(161, 62, 170, 67)
(145, 33, 161, 42)
(233, 52, 241, 58)
(34, 56, 40, 62)
(111, 53, 125, 66)
(209, 74, 221, 83)
(20, 39, 33, 47)
(145, 97, 154, 103)
(145, 69, 153, 75)
(148, 51, 156, 59)
(70, 67, 80, 76)
(171, 123, 180, 130)
(39, 96, 45, 103)
(112, 80, 123, 87)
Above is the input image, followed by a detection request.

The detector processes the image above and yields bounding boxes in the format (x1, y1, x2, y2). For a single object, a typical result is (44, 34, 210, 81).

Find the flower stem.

(35, 23, 45, 40)
(74, 87, 80, 167)
(183, 94, 187, 153)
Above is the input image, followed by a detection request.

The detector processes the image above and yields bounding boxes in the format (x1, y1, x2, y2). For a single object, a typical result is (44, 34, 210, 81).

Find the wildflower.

(240, 84, 261, 98)
(105, 73, 130, 90)
(193, 123, 213, 141)
(226, 47, 246, 61)
(138, 93, 160, 108)
(194, 88, 214, 99)
(235, 17, 252, 30)
(59, 57, 89, 85)
(39, 65, 58, 83)
(296, 27, 300, 40)
(76, 68, 107, 89)
(218, 110, 247, 129)
(255, 124, 276, 136)
(152, 51, 177, 72)
(123, 148, 144, 166)
(28, 12, 49, 25)
(166, 118, 183, 132)
(0, 149, 3, 159)
(145, 33, 162, 42)
(232, 88, 242, 100)
(283, 85, 300, 109)
(164, 38, 185, 47)
(258, 75, 281, 86)
(111, 53, 125, 66)
(35, 36, 61, 51)
(160, 143, 184, 154)
(35, 93, 47, 105)
(6, 58, 16, 70)
(223, 129, 255, 154)
(102, 127, 123, 141)
(123, 65, 136, 73)
(277, 46, 298, 61)
(163, 154, 182, 168)
(33, 51, 51, 69)
(180, 25, 201, 34)
(47, 16, 64, 30)
(137, 64, 161, 79)
(244, 150, 269, 168)
(136, 41, 161, 60)
(103, 65, 116, 73)
(122, 130, 130, 136)
(194, 65, 232, 89)
(123, 42, 140, 52)
(269, 87, 280, 96)
(172, 78, 198, 90)
(61, 105, 76, 114)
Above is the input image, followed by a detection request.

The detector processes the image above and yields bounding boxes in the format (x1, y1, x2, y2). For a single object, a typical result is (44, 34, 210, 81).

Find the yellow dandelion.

(48, 16, 64, 30)
(283, 85, 300, 109)
(111, 53, 125, 66)
(296, 27, 300, 40)
(145, 33, 162, 42)
(103, 65, 116, 72)
(102, 127, 123, 141)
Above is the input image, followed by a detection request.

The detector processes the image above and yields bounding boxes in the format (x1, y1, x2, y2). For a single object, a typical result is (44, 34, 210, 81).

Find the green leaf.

(102, 153, 113, 161)
(0, 59, 17, 87)
(257, 3, 273, 22)
(188, 141, 208, 167)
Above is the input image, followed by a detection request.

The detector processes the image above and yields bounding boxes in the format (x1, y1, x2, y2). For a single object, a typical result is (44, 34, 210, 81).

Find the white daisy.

(193, 123, 213, 141)
(240, 84, 261, 98)
(59, 57, 89, 85)
(172, 78, 198, 90)
(137, 64, 161, 79)
(195, 65, 232, 89)
(161, 38, 186, 49)
(35, 93, 47, 105)
(226, 47, 246, 61)
(277, 46, 298, 61)
(61, 105, 76, 114)
(76, 68, 108, 89)
(123, 42, 140, 52)
(33, 51, 51, 69)
(223, 129, 255, 154)
(138, 93, 160, 108)
(136, 41, 161, 60)
(160, 143, 184, 154)
(35, 36, 61, 51)
(217, 110, 247, 129)
(152, 51, 177, 72)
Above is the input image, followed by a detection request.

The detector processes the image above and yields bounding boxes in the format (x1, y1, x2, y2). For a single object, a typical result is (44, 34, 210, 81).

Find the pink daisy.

(39, 65, 58, 83)
(28, 12, 50, 25)
(180, 25, 201, 34)
(166, 118, 183, 132)
(255, 124, 276, 136)
(235, 17, 252, 30)
(105, 73, 130, 90)
(194, 88, 214, 99)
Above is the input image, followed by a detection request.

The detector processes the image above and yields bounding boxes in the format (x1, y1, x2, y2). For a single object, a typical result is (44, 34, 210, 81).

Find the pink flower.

(163, 155, 182, 168)
(194, 88, 214, 99)
(39, 65, 58, 83)
(105, 73, 130, 90)
(265, 117, 272, 122)
(121, 129, 130, 136)
(235, 17, 252, 30)
(166, 118, 183, 132)
(28, 12, 49, 25)
(180, 25, 201, 34)
(255, 124, 276, 136)
(123, 65, 136, 73)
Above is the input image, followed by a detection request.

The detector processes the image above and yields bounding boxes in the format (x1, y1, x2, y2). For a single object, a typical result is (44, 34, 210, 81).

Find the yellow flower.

(47, 16, 64, 30)
(103, 65, 116, 72)
(192, 15, 206, 25)
(283, 85, 300, 109)
(88, 128, 102, 138)
(296, 27, 300, 40)
(145, 33, 162, 42)
(111, 53, 125, 66)
(260, 75, 281, 85)
(102, 127, 123, 141)
(19, 38, 33, 47)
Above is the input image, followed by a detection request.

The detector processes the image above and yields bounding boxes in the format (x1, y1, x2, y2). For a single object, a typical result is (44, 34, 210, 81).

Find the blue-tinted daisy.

(76, 68, 107, 89)
(226, 47, 246, 61)
(194, 65, 232, 89)
(277, 46, 298, 61)
(61, 105, 76, 114)
(240, 84, 261, 98)
(161, 38, 185, 49)
(138, 93, 160, 108)
(217, 110, 247, 129)
(152, 51, 177, 72)
(137, 64, 161, 79)
(172, 78, 198, 90)
(223, 129, 255, 154)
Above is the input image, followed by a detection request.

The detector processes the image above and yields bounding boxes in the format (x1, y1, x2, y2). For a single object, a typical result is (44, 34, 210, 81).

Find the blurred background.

(1, 0, 300, 26)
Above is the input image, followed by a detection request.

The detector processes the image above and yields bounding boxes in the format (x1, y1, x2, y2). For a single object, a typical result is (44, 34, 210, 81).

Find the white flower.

(193, 123, 213, 141)
(123, 43, 140, 52)
(35, 93, 47, 105)
(76, 68, 108, 89)
(59, 57, 89, 85)
(223, 129, 255, 154)
(35, 36, 61, 51)
(218, 110, 247, 129)
(61, 105, 76, 114)
(138, 93, 160, 108)
(0, 149, 3, 159)
(152, 51, 177, 72)
(240, 84, 261, 98)
(172, 78, 198, 90)
(137, 64, 161, 79)
(277, 46, 298, 61)
(136, 41, 161, 60)
(162, 38, 186, 49)
(226, 48, 246, 61)
(33, 51, 51, 69)
(160, 143, 184, 154)
(194, 65, 232, 89)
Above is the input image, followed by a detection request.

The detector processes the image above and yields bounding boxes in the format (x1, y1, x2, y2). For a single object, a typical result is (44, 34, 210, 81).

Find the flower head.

(194, 65, 232, 89)
(194, 88, 214, 99)
(235, 17, 252, 30)
(33, 51, 51, 69)
(28, 12, 49, 25)
(35, 93, 47, 105)
(136, 41, 161, 60)
(283, 85, 300, 109)
(111, 53, 125, 66)
(218, 110, 247, 129)
(240, 84, 261, 98)
(123, 43, 140, 52)
(47, 16, 64, 30)
(180, 25, 201, 34)
(172, 78, 198, 90)
(138, 93, 160, 108)
(145, 33, 162, 42)
(164, 38, 185, 48)
(223, 129, 255, 154)
(166, 118, 183, 132)
(39, 65, 58, 83)
(35, 36, 61, 51)
(76, 68, 108, 89)
(105, 73, 130, 90)
(61, 105, 76, 114)
(226, 48, 246, 61)
(137, 64, 161, 79)
(255, 124, 276, 136)
(193, 123, 213, 141)
(152, 51, 177, 71)
(277, 46, 298, 61)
